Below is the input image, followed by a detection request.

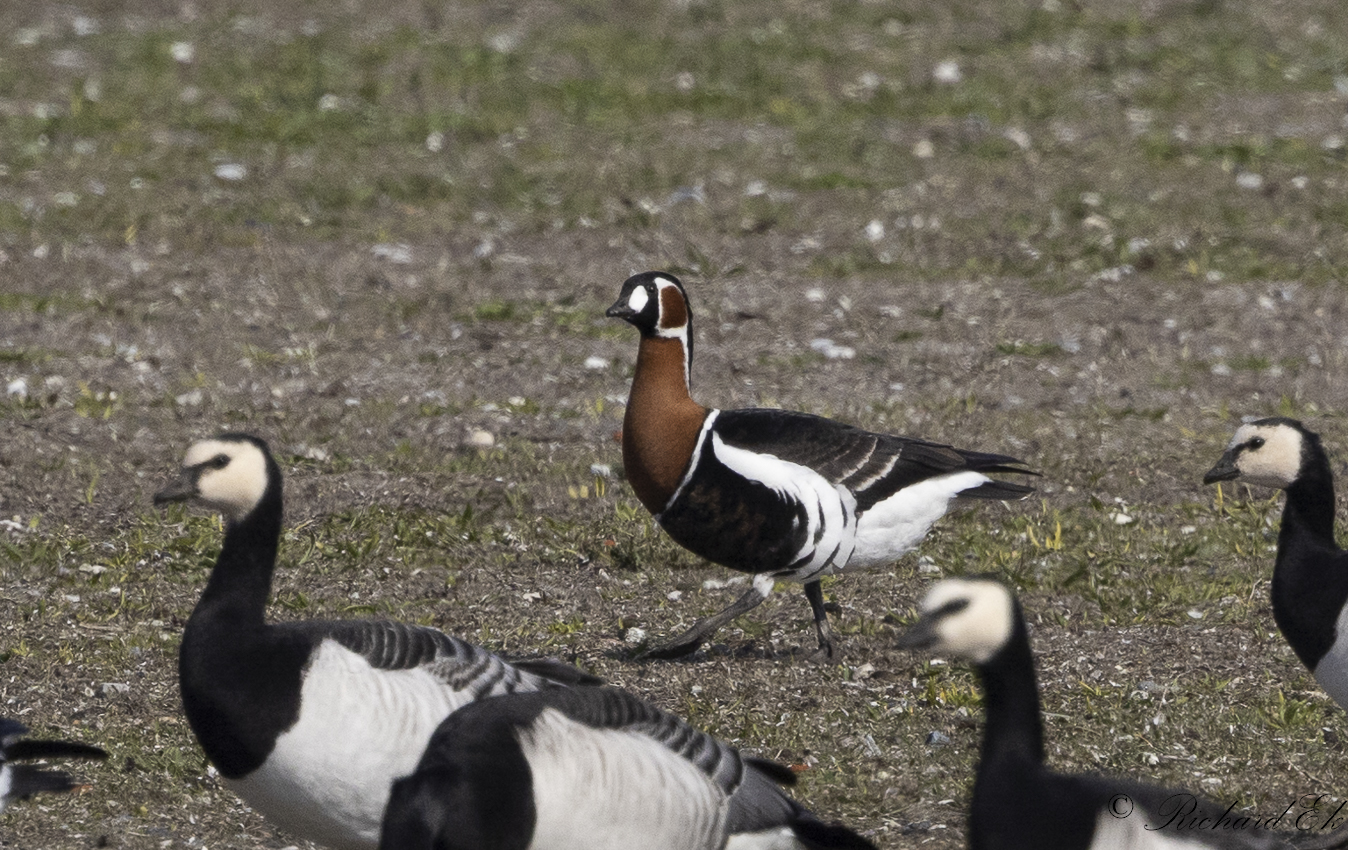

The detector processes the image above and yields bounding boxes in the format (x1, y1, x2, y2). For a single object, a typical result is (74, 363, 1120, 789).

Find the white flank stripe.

(711, 435, 857, 580)
(521, 708, 727, 850)
(850, 471, 989, 567)
(227, 640, 482, 850)
(662, 411, 720, 512)
(0, 764, 13, 814)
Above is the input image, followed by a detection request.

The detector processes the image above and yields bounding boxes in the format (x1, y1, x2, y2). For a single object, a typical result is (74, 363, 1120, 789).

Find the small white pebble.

(170, 41, 195, 63)
(425, 131, 444, 153)
(584, 355, 609, 370)
(317, 93, 341, 112)
(1004, 127, 1032, 150)
(624, 627, 647, 645)
(214, 163, 247, 182)
(1187, 609, 1204, 620)
(1111, 512, 1134, 525)
(810, 338, 856, 360)
(6, 378, 27, 399)
(301, 445, 330, 463)
(865, 219, 885, 242)
(912, 139, 935, 159)
(589, 463, 612, 478)
(371, 243, 413, 264)
(933, 60, 962, 84)
(1235, 172, 1263, 190)
(667, 590, 682, 602)
(465, 429, 495, 449)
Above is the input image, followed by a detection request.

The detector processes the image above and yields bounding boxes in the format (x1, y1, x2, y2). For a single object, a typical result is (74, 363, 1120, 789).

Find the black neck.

(975, 608, 1045, 767)
(194, 485, 282, 624)
(1281, 448, 1336, 546)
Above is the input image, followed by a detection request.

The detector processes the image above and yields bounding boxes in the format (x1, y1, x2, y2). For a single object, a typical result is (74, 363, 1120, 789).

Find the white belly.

(1089, 809, 1213, 850)
(227, 640, 476, 850)
(850, 471, 991, 567)
(521, 708, 729, 850)
(724, 828, 806, 850)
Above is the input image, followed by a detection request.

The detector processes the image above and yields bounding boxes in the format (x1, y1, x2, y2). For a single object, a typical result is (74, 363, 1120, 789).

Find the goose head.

(155, 434, 275, 523)
(896, 577, 1017, 665)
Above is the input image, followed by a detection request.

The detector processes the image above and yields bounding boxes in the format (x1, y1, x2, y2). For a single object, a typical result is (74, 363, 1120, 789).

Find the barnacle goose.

(0, 718, 105, 814)
(379, 684, 877, 850)
(897, 577, 1325, 850)
(607, 271, 1036, 660)
(155, 433, 600, 850)
(1204, 418, 1348, 710)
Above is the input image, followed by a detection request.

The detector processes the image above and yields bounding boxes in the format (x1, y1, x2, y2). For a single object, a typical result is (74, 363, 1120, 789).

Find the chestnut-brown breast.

(621, 336, 708, 513)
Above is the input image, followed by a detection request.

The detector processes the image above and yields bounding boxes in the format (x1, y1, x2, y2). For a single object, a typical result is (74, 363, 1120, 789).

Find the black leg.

(642, 579, 773, 660)
(804, 580, 840, 663)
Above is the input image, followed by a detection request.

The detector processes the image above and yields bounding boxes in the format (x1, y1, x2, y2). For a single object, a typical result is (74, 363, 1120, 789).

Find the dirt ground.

(3, 1, 1348, 848)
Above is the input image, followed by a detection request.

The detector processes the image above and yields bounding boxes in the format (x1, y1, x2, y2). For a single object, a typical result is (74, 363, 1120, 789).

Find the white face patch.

(917, 578, 1016, 665)
(627, 285, 650, 314)
(182, 438, 270, 521)
(1229, 422, 1303, 489)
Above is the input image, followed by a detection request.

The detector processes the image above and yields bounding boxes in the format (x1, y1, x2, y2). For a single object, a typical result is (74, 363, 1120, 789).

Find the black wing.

(713, 408, 1035, 513)
(539, 687, 743, 792)
(289, 619, 596, 697)
(540, 688, 876, 848)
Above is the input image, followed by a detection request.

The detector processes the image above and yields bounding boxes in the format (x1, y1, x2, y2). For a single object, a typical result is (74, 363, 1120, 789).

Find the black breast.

(178, 619, 314, 778)
(657, 441, 810, 575)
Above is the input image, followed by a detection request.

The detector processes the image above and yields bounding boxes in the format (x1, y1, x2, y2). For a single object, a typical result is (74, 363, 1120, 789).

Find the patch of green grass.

(996, 340, 1064, 357)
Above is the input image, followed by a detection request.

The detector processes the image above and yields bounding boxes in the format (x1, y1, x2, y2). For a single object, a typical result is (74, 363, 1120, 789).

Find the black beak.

(895, 614, 941, 652)
(605, 297, 637, 321)
(1202, 450, 1240, 486)
(153, 469, 199, 506)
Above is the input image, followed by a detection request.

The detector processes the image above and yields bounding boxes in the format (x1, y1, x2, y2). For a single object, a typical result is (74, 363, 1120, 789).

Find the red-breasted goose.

(607, 271, 1036, 660)
(155, 433, 599, 850)
(379, 685, 877, 850)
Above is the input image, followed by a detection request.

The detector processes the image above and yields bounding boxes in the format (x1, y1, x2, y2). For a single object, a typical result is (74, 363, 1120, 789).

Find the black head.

(605, 272, 693, 343)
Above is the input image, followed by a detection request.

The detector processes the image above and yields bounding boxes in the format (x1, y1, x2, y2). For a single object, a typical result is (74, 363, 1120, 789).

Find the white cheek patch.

(1233, 424, 1303, 489)
(185, 439, 269, 519)
(627, 286, 650, 313)
(921, 579, 1016, 664)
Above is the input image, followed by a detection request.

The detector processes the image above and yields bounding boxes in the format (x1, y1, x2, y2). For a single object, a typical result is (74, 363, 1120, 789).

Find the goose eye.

(1248, 437, 1265, 450)
(210, 454, 231, 469)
